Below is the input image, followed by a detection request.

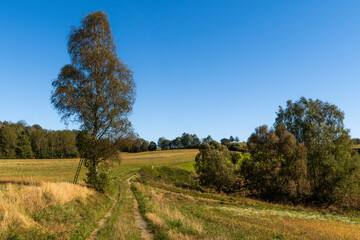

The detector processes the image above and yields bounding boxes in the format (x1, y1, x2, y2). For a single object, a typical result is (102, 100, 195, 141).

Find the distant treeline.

(0, 120, 244, 158)
(0, 121, 160, 158)
(157, 133, 241, 150)
(0, 121, 78, 159)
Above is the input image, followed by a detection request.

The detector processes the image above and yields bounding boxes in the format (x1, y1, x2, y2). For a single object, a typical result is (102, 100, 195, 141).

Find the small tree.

(51, 11, 135, 190)
(220, 138, 230, 145)
(148, 141, 157, 151)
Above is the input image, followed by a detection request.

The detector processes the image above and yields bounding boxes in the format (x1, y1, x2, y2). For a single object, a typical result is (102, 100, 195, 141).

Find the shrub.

(194, 148, 237, 193)
(85, 170, 111, 193)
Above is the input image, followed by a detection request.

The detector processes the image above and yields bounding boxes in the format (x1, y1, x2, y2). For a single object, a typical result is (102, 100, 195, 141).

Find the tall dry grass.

(0, 182, 94, 232)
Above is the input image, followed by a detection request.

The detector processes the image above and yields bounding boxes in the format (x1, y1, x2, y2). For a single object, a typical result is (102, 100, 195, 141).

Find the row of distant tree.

(0, 120, 244, 158)
(157, 133, 240, 150)
(0, 121, 78, 159)
(0, 121, 160, 158)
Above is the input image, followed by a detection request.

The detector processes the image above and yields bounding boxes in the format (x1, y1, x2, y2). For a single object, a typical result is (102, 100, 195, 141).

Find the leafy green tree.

(243, 125, 310, 201)
(234, 136, 240, 142)
(275, 97, 360, 203)
(191, 135, 201, 148)
(16, 133, 34, 159)
(229, 136, 235, 142)
(202, 135, 213, 144)
(56, 130, 79, 158)
(148, 141, 157, 151)
(171, 137, 182, 149)
(158, 137, 171, 150)
(220, 138, 230, 145)
(180, 133, 192, 148)
(0, 126, 17, 158)
(140, 139, 149, 152)
(31, 129, 48, 158)
(51, 11, 135, 187)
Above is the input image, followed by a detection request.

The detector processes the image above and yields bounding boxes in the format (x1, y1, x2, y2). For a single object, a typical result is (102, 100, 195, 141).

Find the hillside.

(1, 149, 360, 239)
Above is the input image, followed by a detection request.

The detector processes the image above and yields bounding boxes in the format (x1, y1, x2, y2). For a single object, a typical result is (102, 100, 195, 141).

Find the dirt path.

(127, 176, 153, 240)
(87, 188, 120, 240)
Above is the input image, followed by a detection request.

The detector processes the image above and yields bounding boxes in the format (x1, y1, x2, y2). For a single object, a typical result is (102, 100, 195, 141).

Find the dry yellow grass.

(0, 182, 94, 232)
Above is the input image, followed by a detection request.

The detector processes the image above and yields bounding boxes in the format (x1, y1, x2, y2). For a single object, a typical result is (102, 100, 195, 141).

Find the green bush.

(195, 148, 237, 193)
(85, 170, 111, 193)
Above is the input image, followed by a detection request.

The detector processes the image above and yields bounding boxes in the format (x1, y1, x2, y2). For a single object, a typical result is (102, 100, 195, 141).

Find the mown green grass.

(177, 161, 195, 171)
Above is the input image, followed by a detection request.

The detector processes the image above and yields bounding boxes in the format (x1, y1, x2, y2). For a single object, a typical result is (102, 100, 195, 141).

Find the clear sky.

(1, 0, 360, 142)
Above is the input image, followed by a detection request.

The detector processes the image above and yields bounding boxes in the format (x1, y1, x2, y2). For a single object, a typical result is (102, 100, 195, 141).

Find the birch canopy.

(51, 11, 135, 141)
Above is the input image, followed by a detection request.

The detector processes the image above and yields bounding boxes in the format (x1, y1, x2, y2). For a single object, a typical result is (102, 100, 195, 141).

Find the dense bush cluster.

(0, 121, 78, 159)
(195, 97, 360, 208)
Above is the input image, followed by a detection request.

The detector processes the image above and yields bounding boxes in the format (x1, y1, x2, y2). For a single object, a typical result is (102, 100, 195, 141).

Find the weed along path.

(128, 175, 153, 240)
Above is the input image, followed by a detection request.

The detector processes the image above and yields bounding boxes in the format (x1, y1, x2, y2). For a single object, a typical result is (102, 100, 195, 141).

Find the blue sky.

(1, 0, 360, 142)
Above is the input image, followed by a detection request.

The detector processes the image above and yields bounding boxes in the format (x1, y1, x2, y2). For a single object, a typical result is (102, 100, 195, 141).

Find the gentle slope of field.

(0, 149, 198, 239)
(1, 149, 360, 239)
(132, 166, 360, 239)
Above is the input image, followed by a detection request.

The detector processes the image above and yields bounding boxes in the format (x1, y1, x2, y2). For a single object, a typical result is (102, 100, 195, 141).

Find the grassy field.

(1, 149, 360, 239)
(0, 149, 198, 184)
(0, 149, 198, 239)
(133, 166, 360, 239)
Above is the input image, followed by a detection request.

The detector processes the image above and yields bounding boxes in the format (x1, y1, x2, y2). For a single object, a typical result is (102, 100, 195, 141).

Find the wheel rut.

(127, 175, 153, 240)
(87, 187, 120, 240)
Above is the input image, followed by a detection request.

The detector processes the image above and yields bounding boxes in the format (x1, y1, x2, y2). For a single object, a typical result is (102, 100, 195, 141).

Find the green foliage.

(226, 143, 247, 152)
(243, 125, 310, 202)
(202, 135, 213, 144)
(220, 138, 230, 145)
(158, 133, 200, 150)
(0, 125, 18, 158)
(195, 148, 237, 193)
(158, 137, 171, 150)
(51, 11, 136, 191)
(148, 141, 157, 151)
(16, 134, 34, 159)
(275, 97, 360, 204)
(85, 169, 112, 193)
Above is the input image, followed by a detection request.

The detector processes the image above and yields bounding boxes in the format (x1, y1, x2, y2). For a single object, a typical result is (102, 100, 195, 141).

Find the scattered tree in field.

(234, 136, 240, 142)
(51, 11, 135, 191)
(229, 136, 235, 142)
(275, 97, 360, 203)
